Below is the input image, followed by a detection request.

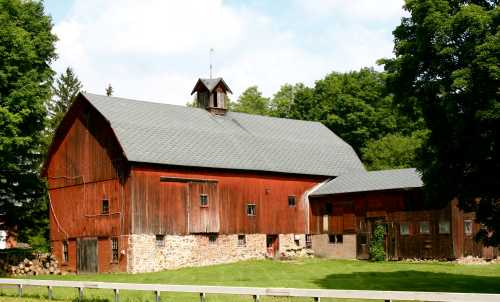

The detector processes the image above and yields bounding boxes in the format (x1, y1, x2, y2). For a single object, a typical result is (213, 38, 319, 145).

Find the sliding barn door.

(187, 181, 220, 233)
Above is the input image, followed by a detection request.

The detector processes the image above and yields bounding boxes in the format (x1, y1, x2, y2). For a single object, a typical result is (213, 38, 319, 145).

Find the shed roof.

(311, 168, 423, 196)
(81, 92, 365, 176)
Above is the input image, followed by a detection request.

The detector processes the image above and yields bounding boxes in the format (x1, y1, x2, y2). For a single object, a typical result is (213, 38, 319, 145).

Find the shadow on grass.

(314, 270, 500, 293)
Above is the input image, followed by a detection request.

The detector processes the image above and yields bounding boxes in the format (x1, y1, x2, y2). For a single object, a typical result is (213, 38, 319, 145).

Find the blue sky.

(44, 0, 406, 105)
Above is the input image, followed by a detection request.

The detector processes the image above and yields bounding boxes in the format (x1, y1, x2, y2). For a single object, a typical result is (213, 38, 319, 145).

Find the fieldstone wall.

(127, 234, 267, 273)
(311, 234, 356, 259)
(278, 234, 313, 257)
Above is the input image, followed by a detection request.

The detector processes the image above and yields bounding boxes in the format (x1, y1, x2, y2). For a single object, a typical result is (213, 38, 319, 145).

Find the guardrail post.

(48, 286, 53, 300)
(200, 292, 206, 302)
(314, 297, 320, 302)
(253, 294, 260, 302)
(155, 290, 160, 302)
(384, 300, 392, 302)
(78, 287, 84, 301)
(114, 288, 120, 302)
(17, 284, 23, 297)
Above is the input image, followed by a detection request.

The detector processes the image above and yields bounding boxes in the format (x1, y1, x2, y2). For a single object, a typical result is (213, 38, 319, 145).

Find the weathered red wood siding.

(129, 165, 324, 235)
(46, 99, 129, 272)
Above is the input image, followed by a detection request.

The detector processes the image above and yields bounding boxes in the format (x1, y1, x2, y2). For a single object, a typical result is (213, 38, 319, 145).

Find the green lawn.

(1, 259, 499, 302)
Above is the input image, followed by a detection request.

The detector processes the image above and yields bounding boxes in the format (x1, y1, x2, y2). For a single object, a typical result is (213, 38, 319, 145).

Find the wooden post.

(48, 286, 53, 300)
(314, 297, 320, 302)
(200, 292, 206, 302)
(384, 300, 392, 302)
(78, 287, 84, 301)
(253, 294, 260, 302)
(114, 288, 120, 302)
(155, 290, 160, 302)
(17, 284, 23, 297)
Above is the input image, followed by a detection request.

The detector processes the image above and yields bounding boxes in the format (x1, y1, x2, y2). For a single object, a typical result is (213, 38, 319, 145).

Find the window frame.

(155, 234, 165, 247)
(62, 240, 69, 263)
(400, 222, 410, 236)
(305, 234, 312, 248)
(246, 203, 256, 216)
(438, 220, 451, 234)
(200, 194, 209, 208)
(328, 234, 336, 244)
(464, 220, 473, 235)
(419, 221, 430, 234)
(208, 234, 218, 244)
(101, 199, 110, 215)
(237, 234, 246, 247)
(111, 237, 119, 263)
(288, 195, 296, 207)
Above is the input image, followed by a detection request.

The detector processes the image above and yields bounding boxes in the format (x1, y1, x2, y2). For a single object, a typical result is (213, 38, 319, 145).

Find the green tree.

(48, 67, 82, 132)
(269, 83, 308, 118)
(232, 86, 270, 115)
(0, 0, 57, 248)
(362, 130, 428, 171)
(105, 83, 113, 96)
(383, 0, 500, 245)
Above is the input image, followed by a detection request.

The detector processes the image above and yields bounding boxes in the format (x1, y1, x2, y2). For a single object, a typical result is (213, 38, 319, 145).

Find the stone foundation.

(127, 233, 314, 273)
(278, 234, 313, 257)
(311, 234, 356, 259)
(127, 234, 268, 273)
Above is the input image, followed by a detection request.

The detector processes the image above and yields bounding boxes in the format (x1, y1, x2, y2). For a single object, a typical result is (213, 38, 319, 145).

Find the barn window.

(111, 237, 119, 263)
(439, 221, 450, 234)
(400, 222, 410, 235)
(328, 234, 343, 244)
(101, 199, 109, 215)
(200, 194, 209, 207)
(464, 220, 473, 235)
(419, 221, 430, 234)
(62, 241, 69, 263)
(208, 234, 218, 244)
(156, 234, 165, 247)
(238, 235, 246, 246)
(246, 204, 256, 216)
(288, 196, 296, 207)
(305, 234, 312, 248)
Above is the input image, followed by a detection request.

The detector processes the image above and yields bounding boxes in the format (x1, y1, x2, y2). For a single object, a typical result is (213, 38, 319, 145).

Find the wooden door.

(385, 222, 397, 260)
(266, 235, 279, 257)
(77, 238, 98, 273)
(187, 181, 220, 233)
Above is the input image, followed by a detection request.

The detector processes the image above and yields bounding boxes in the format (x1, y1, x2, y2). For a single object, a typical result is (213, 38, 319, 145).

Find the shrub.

(369, 224, 386, 261)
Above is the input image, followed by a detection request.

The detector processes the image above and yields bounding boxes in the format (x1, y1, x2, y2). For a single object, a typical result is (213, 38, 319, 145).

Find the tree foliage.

(383, 0, 500, 245)
(105, 83, 113, 96)
(231, 86, 270, 115)
(48, 67, 82, 133)
(362, 130, 428, 171)
(0, 0, 57, 247)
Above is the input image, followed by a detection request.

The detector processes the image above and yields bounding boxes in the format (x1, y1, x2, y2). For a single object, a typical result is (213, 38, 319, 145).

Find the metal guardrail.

(1, 278, 499, 302)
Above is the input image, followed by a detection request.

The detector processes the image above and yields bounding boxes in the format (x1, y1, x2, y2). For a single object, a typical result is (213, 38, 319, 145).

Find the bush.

(369, 224, 386, 261)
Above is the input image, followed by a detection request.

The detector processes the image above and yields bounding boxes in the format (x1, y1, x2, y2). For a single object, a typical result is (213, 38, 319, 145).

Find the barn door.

(187, 181, 220, 233)
(77, 238, 98, 273)
(266, 235, 279, 257)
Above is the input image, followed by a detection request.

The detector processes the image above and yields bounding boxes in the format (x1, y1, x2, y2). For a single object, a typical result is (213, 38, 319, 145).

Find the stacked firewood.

(1, 254, 63, 276)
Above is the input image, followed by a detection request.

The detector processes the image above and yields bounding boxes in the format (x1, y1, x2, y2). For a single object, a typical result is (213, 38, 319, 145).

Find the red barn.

(43, 78, 495, 273)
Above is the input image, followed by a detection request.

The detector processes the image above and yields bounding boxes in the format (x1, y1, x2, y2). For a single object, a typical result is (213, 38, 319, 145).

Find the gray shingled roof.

(311, 168, 423, 196)
(82, 92, 365, 176)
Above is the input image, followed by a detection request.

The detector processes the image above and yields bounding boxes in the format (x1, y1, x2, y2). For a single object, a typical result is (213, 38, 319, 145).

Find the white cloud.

(52, 0, 405, 105)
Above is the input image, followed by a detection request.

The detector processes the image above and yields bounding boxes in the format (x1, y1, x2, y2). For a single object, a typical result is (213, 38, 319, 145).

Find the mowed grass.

(1, 259, 500, 302)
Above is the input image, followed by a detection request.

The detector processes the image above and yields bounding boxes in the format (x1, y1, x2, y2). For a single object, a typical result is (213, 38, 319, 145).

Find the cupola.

(190, 78, 232, 115)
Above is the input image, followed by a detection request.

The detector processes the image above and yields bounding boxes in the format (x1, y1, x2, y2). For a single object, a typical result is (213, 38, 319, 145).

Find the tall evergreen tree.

(0, 0, 57, 248)
(105, 84, 114, 96)
(48, 67, 82, 132)
(383, 0, 500, 245)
